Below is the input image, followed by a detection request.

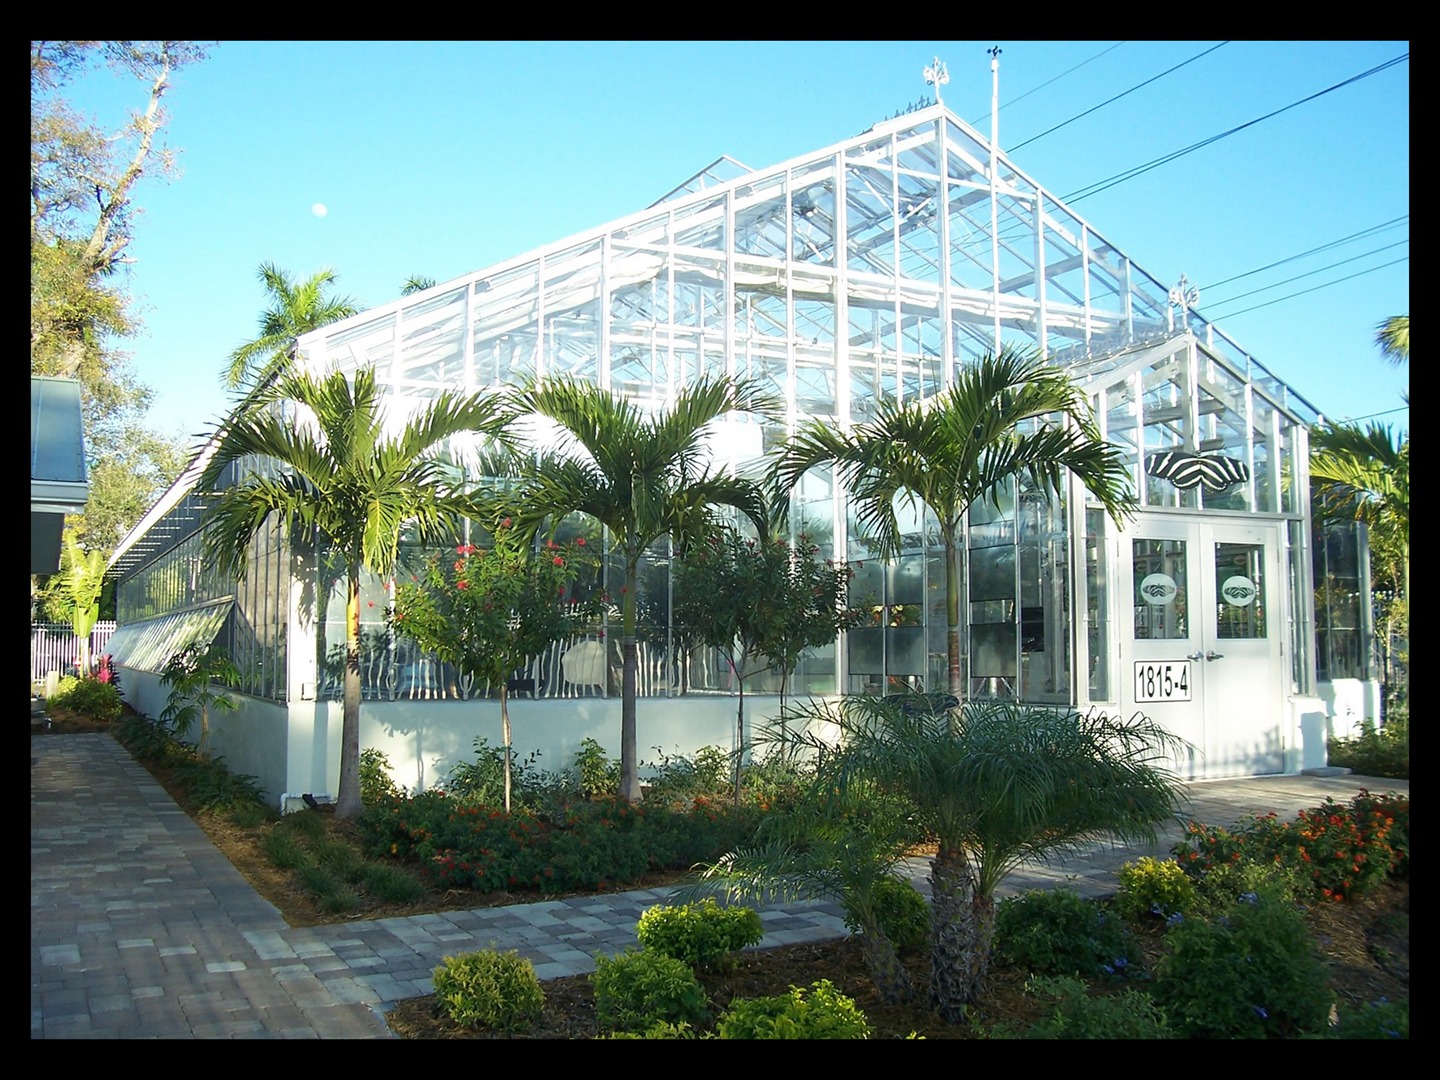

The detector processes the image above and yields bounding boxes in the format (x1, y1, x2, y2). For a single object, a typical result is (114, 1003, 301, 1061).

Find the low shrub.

(715, 980, 872, 1040)
(431, 950, 545, 1033)
(259, 828, 309, 870)
(1114, 856, 1198, 922)
(166, 753, 267, 813)
(993, 888, 1140, 979)
(636, 898, 764, 969)
(1151, 886, 1333, 1039)
(843, 875, 930, 955)
(590, 948, 709, 1033)
(573, 737, 620, 799)
(1324, 997, 1409, 1040)
(360, 748, 401, 805)
(1327, 715, 1408, 779)
(49, 674, 122, 722)
(358, 861, 429, 904)
(603, 1020, 703, 1039)
(1003, 975, 1174, 1040)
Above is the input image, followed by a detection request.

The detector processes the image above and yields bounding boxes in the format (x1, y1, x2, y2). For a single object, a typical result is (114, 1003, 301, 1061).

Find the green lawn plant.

(1151, 884, 1334, 1039)
(590, 948, 709, 1034)
(1005, 975, 1174, 1040)
(714, 980, 872, 1040)
(636, 898, 764, 969)
(1114, 856, 1200, 921)
(394, 520, 597, 812)
(431, 950, 545, 1033)
(993, 888, 1141, 980)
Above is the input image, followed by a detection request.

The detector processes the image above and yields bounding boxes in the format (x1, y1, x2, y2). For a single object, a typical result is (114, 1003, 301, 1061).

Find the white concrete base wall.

(1317, 679, 1382, 740)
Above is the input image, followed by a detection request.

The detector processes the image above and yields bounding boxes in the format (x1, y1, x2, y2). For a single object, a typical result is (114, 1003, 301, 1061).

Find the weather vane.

(924, 57, 949, 107)
(1169, 274, 1200, 314)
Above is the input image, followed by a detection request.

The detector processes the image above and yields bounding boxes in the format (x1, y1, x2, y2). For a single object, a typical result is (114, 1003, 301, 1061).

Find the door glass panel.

(1214, 542, 1266, 639)
(1132, 539, 1188, 640)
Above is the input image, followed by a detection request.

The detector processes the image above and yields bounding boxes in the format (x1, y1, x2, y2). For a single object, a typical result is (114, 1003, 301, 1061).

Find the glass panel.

(1085, 509, 1111, 700)
(1132, 538, 1188, 640)
(1214, 541, 1265, 640)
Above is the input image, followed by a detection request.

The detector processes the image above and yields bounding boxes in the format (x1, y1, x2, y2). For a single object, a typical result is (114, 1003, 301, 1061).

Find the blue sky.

(63, 40, 1409, 445)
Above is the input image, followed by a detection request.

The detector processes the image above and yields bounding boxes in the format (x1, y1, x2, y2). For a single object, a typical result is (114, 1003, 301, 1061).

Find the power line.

(1335, 404, 1408, 423)
(1204, 239, 1409, 308)
(1006, 42, 1230, 154)
(1060, 53, 1408, 204)
(1200, 215, 1408, 291)
(1200, 256, 1408, 321)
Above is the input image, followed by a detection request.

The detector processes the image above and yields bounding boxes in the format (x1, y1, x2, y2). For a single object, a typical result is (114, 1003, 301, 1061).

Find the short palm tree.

(224, 262, 359, 394)
(785, 693, 1187, 1023)
(504, 375, 780, 801)
(770, 346, 1135, 701)
(197, 365, 512, 818)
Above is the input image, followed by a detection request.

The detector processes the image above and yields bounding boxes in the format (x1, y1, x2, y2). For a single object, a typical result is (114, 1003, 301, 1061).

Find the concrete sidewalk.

(31, 728, 1408, 1039)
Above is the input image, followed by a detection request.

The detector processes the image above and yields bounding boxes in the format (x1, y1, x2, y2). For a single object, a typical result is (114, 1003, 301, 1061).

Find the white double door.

(1120, 515, 1285, 780)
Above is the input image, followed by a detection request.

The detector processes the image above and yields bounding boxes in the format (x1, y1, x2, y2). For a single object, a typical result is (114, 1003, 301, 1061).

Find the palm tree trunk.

(500, 685, 512, 814)
(733, 666, 745, 808)
(620, 558, 641, 802)
(855, 921, 916, 1005)
(334, 568, 364, 820)
(927, 846, 994, 1023)
(944, 534, 963, 702)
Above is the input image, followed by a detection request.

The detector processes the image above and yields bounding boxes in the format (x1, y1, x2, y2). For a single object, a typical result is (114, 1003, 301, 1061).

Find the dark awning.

(32, 376, 89, 574)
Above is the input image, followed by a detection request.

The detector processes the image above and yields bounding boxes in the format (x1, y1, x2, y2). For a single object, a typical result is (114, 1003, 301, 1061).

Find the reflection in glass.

(1133, 539, 1187, 640)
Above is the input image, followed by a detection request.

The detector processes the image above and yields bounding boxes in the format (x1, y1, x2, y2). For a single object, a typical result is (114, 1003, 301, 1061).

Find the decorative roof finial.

(924, 57, 949, 107)
(1169, 274, 1200, 314)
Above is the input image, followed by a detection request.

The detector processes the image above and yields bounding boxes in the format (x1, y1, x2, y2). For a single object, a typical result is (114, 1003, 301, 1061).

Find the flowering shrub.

(994, 887, 1141, 980)
(1172, 791, 1405, 903)
(1114, 856, 1199, 922)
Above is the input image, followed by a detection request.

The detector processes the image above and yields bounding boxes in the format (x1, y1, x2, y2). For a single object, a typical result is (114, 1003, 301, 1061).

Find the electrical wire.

(1203, 239, 1409, 308)
(1199, 256, 1408, 321)
(1006, 42, 1230, 154)
(1060, 53, 1408, 205)
(1200, 216, 1408, 292)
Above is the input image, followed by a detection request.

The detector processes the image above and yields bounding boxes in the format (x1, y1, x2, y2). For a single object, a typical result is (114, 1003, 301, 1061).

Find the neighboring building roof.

(31, 376, 89, 574)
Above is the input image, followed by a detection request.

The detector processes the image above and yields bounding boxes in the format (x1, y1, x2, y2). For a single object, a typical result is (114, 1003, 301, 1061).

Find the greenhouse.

(106, 101, 1363, 806)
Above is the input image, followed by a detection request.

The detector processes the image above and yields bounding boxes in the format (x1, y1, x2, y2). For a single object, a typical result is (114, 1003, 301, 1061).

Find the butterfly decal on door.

(1144, 452, 1250, 492)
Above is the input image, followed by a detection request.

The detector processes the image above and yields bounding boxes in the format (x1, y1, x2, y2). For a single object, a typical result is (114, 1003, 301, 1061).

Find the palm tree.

(1310, 421, 1409, 676)
(1375, 315, 1409, 365)
(781, 693, 1187, 1023)
(770, 346, 1135, 701)
(504, 375, 780, 801)
(400, 275, 437, 296)
(224, 262, 359, 394)
(197, 365, 512, 818)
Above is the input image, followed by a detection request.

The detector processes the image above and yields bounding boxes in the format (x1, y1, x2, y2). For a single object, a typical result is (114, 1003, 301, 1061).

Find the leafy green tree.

(197, 365, 512, 819)
(504, 376, 779, 802)
(224, 262, 360, 394)
(159, 643, 241, 751)
(773, 694, 1186, 1023)
(400, 275, 437, 296)
(393, 523, 597, 811)
(672, 528, 860, 803)
(31, 41, 207, 569)
(770, 346, 1135, 702)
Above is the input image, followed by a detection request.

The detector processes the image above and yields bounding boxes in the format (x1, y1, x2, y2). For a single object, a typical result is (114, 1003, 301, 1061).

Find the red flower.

(456, 581, 469, 590)
(576, 537, 585, 546)
(367, 601, 374, 607)
(456, 544, 467, 554)
(501, 517, 513, 528)
(553, 556, 564, 566)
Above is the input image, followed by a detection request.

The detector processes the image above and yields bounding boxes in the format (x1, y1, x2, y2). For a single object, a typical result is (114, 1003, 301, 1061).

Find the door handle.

(1185, 651, 1205, 661)
(1205, 651, 1224, 661)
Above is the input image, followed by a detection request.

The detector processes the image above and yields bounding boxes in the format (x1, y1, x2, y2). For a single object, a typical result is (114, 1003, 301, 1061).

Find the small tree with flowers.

(673, 529, 861, 805)
(393, 520, 598, 811)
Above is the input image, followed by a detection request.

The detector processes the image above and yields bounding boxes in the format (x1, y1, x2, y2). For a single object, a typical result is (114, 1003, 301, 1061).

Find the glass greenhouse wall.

(112, 103, 1324, 718)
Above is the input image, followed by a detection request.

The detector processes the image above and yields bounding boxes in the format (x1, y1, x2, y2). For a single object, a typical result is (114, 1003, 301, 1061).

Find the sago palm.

(197, 365, 511, 818)
(784, 693, 1187, 1023)
(770, 345, 1135, 700)
(224, 262, 359, 393)
(504, 375, 780, 801)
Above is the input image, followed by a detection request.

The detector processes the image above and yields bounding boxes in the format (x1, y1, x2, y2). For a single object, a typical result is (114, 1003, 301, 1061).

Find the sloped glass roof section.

(297, 105, 1319, 445)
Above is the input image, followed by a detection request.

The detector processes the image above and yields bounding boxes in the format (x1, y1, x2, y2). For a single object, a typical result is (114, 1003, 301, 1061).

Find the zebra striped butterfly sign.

(1144, 452, 1249, 492)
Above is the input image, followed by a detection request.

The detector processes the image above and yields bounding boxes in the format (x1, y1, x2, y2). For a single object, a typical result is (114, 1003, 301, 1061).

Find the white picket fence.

(31, 622, 117, 686)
